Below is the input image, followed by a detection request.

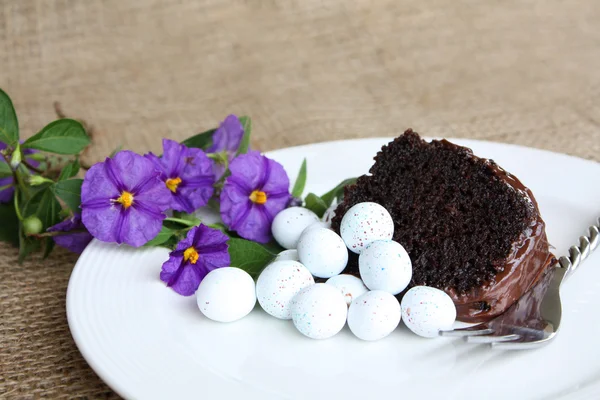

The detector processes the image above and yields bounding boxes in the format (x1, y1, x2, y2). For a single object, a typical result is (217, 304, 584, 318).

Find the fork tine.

(491, 339, 551, 350)
(466, 334, 521, 344)
(439, 327, 494, 337)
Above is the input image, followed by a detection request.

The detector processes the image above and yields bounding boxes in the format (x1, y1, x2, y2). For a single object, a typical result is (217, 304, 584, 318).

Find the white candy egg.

(196, 267, 256, 323)
(272, 207, 320, 249)
(302, 221, 330, 234)
(359, 240, 412, 295)
(291, 283, 348, 339)
(256, 260, 315, 319)
(340, 202, 394, 254)
(326, 274, 369, 306)
(347, 290, 401, 341)
(401, 286, 457, 338)
(275, 249, 299, 262)
(297, 228, 348, 278)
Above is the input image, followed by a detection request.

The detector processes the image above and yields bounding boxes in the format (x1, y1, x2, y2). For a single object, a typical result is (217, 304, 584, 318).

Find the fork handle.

(559, 217, 600, 278)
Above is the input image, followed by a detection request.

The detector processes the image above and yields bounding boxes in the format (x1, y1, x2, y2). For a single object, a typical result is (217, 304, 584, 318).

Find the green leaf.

(0, 160, 11, 178)
(35, 188, 62, 230)
(0, 202, 19, 246)
(22, 119, 90, 155)
(0, 89, 19, 147)
(43, 238, 55, 259)
(236, 116, 251, 155)
(304, 192, 328, 218)
(18, 225, 40, 264)
(58, 158, 80, 181)
(228, 238, 276, 279)
(260, 240, 286, 254)
(53, 179, 82, 213)
(320, 177, 358, 207)
(181, 128, 216, 150)
(291, 158, 307, 198)
(144, 226, 175, 247)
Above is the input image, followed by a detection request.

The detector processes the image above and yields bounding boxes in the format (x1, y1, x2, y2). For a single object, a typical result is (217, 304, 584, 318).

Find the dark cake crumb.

(331, 130, 536, 295)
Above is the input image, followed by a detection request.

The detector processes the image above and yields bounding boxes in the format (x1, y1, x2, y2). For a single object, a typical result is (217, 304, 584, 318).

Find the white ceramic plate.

(67, 138, 600, 400)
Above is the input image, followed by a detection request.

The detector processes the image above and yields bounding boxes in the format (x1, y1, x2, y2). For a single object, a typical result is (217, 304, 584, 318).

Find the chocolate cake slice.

(331, 130, 555, 322)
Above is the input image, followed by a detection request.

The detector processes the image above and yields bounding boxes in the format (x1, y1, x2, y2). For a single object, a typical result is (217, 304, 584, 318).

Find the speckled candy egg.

(256, 260, 315, 319)
(340, 202, 394, 254)
(275, 249, 299, 262)
(359, 240, 412, 295)
(291, 283, 348, 339)
(297, 227, 348, 278)
(272, 207, 320, 249)
(401, 286, 457, 338)
(326, 274, 369, 306)
(302, 221, 330, 234)
(347, 290, 401, 341)
(196, 267, 256, 323)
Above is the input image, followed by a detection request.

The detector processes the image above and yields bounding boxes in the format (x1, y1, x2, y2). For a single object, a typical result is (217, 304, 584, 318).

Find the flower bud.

(22, 216, 43, 235)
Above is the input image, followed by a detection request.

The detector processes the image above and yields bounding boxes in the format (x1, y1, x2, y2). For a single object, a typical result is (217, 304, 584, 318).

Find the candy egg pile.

(196, 201, 457, 343)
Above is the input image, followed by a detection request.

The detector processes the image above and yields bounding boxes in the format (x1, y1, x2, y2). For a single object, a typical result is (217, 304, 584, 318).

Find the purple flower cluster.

(77, 114, 291, 295)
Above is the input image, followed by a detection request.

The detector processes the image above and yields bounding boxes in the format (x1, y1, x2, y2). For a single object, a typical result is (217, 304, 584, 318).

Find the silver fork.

(440, 217, 600, 350)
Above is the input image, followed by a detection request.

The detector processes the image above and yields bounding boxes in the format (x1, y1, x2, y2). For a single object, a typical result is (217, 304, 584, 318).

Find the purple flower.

(80, 150, 171, 247)
(47, 214, 93, 254)
(209, 114, 245, 155)
(208, 115, 245, 178)
(0, 141, 39, 203)
(220, 152, 290, 243)
(145, 139, 215, 213)
(160, 224, 230, 296)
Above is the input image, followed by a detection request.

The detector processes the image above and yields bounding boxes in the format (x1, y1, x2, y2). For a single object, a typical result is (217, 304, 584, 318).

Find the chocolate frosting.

(430, 141, 555, 322)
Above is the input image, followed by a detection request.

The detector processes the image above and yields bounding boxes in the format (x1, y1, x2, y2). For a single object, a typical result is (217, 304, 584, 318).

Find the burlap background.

(1, 0, 599, 398)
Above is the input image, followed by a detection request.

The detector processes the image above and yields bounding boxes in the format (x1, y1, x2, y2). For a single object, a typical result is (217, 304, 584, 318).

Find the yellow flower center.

(165, 177, 182, 193)
(183, 247, 199, 264)
(116, 191, 134, 209)
(249, 190, 267, 205)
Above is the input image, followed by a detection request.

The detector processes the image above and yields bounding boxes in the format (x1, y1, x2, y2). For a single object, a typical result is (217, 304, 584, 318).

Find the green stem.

(164, 217, 199, 227)
(22, 159, 44, 174)
(13, 190, 23, 221)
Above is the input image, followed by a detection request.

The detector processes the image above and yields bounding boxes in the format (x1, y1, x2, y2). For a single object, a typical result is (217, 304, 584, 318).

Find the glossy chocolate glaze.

(445, 157, 555, 322)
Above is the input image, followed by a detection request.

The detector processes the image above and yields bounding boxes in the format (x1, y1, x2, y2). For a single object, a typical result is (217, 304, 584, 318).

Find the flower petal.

(82, 203, 122, 243)
(261, 158, 290, 195)
(232, 204, 272, 243)
(219, 183, 251, 229)
(160, 256, 203, 296)
(227, 152, 265, 192)
(0, 176, 14, 203)
(80, 162, 120, 205)
(110, 151, 163, 191)
(209, 114, 244, 154)
(162, 139, 187, 177)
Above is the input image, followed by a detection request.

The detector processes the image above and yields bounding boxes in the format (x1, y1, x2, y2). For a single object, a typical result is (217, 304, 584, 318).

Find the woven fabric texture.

(1, 0, 599, 398)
